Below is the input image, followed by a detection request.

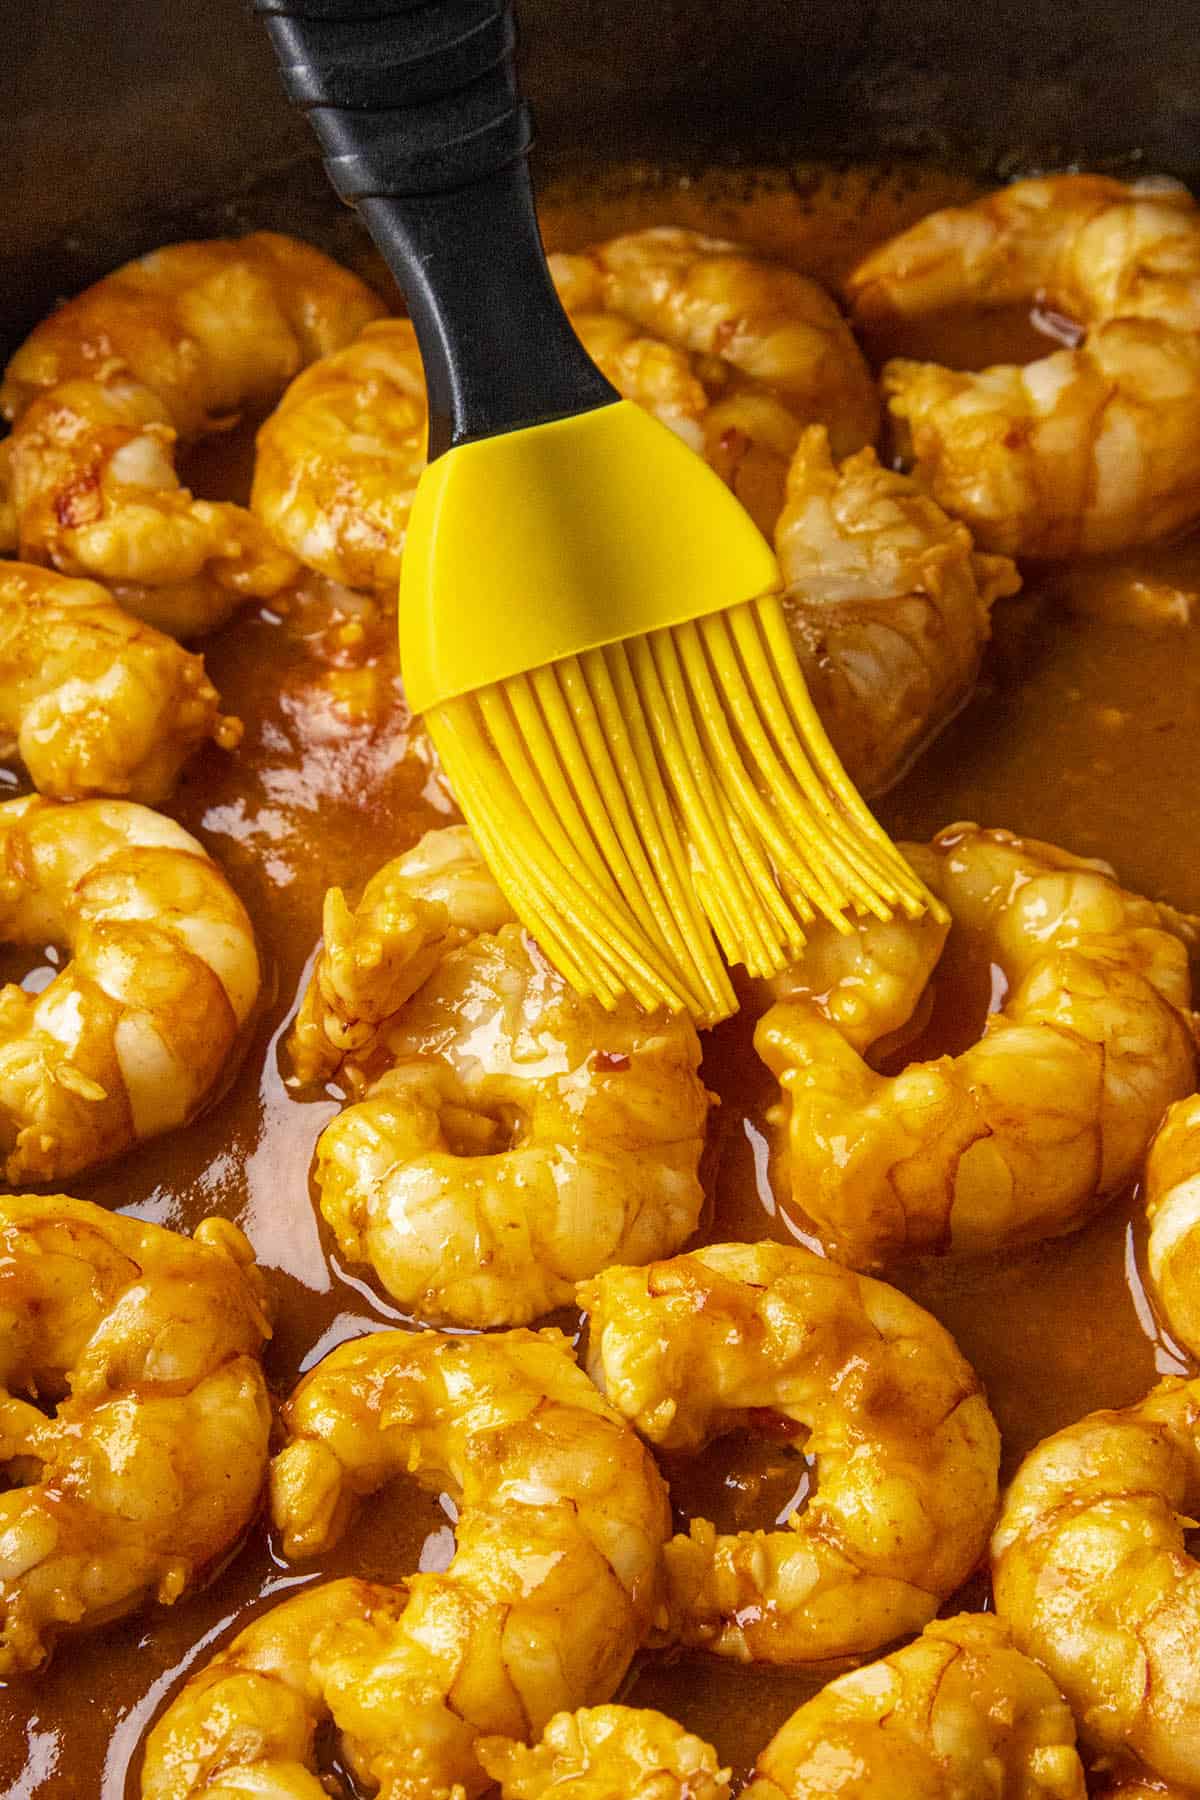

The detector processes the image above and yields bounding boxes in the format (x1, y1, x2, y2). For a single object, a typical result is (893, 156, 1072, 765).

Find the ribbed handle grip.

(255, 0, 617, 454)
(254, 0, 529, 197)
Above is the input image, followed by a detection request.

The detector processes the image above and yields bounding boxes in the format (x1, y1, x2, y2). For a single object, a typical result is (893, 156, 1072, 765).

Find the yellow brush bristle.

(426, 593, 943, 1025)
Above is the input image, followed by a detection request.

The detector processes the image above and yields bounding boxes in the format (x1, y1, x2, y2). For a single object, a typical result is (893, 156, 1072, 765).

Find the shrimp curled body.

(0, 1195, 271, 1674)
(1, 233, 384, 632)
(757, 825, 1196, 1269)
(251, 317, 427, 597)
(290, 827, 709, 1328)
(992, 1377, 1200, 1787)
(847, 175, 1200, 558)
(0, 795, 260, 1182)
(142, 1327, 669, 1800)
(775, 426, 1019, 796)
(743, 1613, 1085, 1800)
(482, 1616, 1084, 1800)
(0, 562, 239, 801)
(581, 1241, 1000, 1664)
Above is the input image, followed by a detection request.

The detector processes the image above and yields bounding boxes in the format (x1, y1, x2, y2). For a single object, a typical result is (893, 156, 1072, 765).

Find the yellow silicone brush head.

(401, 400, 939, 1025)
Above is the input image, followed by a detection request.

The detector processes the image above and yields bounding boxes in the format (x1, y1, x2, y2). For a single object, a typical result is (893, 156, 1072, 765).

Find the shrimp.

(757, 824, 1196, 1269)
(0, 562, 240, 801)
(251, 318, 427, 597)
(142, 1327, 670, 1800)
(846, 175, 1200, 558)
(551, 229, 879, 535)
(1143, 1093, 1200, 1360)
(580, 1241, 999, 1664)
(482, 1615, 1085, 1800)
(0, 1195, 271, 1675)
(743, 1614, 1086, 1799)
(0, 794, 260, 1182)
(991, 1376, 1200, 1788)
(478, 1707, 731, 1800)
(288, 826, 709, 1328)
(288, 823, 512, 1087)
(1, 233, 384, 630)
(775, 426, 1020, 795)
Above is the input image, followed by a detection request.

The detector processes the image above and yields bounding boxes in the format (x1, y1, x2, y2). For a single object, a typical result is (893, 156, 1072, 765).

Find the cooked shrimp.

(552, 227, 878, 451)
(288, 823, 511, 1086)
(1143, 1093, 1200, 1358)
(551, 228, 878, 536)
(581, 1241, 999, 1664)
(143, 1327, 670, 1800)
(0, 562, 239, 801)
(0, 794, 260, 1182)
(757, 824, 1196, 1269)
(479, 1706, 731, 1800)
(847, 175, 1200, 557)
(289, 826, 709, 1328)
(775, 426, 1020, 795)
(484, 1617, 1085, 1800)
(743, 1613, 1086, 1799)
(992, 1376, 1200, 1787)
(0, 1195, 270, 1675)
(2, 233, 384, 628)
(251, 318, 426, 596)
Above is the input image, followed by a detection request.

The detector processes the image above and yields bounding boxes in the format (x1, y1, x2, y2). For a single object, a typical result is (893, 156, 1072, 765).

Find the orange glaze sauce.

(1, 160, 1197, 1795)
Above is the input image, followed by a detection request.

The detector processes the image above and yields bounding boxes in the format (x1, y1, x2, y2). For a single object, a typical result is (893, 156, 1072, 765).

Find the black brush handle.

(255, 0, 617, 457)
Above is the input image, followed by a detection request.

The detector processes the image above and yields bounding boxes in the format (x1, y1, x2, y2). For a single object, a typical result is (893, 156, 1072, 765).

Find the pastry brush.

(256, 0, 938, 1024)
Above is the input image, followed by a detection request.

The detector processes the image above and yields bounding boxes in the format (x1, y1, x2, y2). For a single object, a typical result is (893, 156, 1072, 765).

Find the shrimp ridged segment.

(758, 824, 1196, 1268)
(552, 227, 878, 536)
(144, 1328, 670, 1800)
(581, 1241, 1000, 1664)
(743, 1613, 1085, 1799)
(992, 1377, 1200, 1787)
(289, 826, 709, 1328)
(0, 1195, 271, 1674)
(1145, 1093, 1200, 1358)
(1, 233, 383, 631)
(847, 175, 1200, 557)
(775, 425, 1019, 796)
(0, 795, 260, 1182)
(0, 562, 239, 801)
(479, 1706, 732, 1800)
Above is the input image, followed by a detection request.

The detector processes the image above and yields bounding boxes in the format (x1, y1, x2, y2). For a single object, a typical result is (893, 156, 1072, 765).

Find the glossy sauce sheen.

(2, 162, 1198, 1796)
